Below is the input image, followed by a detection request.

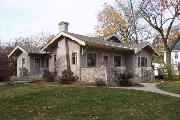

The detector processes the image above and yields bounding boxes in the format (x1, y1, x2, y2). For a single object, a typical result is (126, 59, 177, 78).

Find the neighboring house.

(9, 21, 159, 83)
(164, 41, 180, 73)
(152, 60, 164, 76)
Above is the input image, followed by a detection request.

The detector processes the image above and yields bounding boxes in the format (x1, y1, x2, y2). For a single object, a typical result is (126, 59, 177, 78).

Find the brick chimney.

(58, 21, 69, 32)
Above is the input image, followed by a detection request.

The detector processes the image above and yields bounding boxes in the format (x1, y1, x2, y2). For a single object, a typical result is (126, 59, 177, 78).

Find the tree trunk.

(166, 48, 171, 65)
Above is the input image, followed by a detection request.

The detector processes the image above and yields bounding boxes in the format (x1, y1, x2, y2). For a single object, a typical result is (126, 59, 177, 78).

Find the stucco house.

(164, 41, 180, 73)
(9, 21, 158, 83)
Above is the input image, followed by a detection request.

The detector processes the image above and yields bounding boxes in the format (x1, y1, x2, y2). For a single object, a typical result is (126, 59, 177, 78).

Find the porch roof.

(8, 44, 46, 58)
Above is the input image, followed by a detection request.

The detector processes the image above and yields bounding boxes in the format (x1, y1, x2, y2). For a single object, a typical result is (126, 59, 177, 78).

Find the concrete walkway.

(0, 82, 7, 86)
(116, 83, 180, 98)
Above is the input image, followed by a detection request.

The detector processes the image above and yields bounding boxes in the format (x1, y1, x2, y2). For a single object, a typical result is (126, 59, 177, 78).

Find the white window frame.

(113, 55, 122, 67)
(137, 56, 148, 67)
(175, 52, 178, 59)
(102, 53, 109, 64)
(86, 52, 97, 67)
(71, 51, 78, 65)
(34, 57, 41, 68)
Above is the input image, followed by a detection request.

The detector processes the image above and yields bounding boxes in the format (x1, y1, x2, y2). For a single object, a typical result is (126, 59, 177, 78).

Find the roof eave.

(8, 45, 28, 58)
(134, 44, 160, 56)
(41, 32, 86, 51)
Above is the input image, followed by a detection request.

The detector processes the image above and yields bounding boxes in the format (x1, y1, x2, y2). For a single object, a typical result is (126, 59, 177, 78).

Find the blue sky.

(0, 0, 112, 43)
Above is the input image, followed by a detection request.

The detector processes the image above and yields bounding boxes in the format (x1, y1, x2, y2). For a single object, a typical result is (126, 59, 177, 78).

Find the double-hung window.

(175, 52, 178, 59)
(114, 56, 121, 67)
(54, 55, 56, 65)
(87, 52, 96, 67)
(138, 57, 148, 67)
(35, 58, 41, 68)
(72, 52, 77, 65)
(22, 58, 26, 68)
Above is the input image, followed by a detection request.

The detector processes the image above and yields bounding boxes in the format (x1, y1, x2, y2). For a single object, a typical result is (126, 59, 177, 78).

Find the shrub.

(115, 71, 133, 86)
(29, 75, 42, 83)
(160, 64, 179, 81)
(42, 69, 57, 82)
(59, 70, 78, 84)
(9, 76, 18, 85)
(95, 78, 106, 86)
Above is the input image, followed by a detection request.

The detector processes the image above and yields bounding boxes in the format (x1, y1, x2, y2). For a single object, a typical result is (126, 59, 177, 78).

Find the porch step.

(15, 80, 33, 84)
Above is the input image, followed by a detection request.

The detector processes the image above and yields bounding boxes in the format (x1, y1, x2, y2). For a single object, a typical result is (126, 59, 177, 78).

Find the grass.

(156, 82, 180, 95)
(0, 84, 180, 120)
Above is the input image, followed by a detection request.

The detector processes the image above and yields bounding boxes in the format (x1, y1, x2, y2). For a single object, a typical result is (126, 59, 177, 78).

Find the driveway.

(116, 83, 180, 98)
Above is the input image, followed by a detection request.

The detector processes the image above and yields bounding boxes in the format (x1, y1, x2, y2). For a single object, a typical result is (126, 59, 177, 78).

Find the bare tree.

(139, 0, 180, 64)
(96, 0, 152, 43)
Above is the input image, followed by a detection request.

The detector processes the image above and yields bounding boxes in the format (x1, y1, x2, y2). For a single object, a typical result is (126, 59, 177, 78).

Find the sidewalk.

(115, 83, 180, 98)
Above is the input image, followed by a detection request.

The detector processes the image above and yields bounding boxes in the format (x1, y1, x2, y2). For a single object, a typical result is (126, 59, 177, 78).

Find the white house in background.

(164, 41, 180, 73)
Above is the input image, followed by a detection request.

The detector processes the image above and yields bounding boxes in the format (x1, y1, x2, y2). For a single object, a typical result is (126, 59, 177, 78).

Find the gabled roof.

(169, 40, 180, 50)
(8, 44, 46, 58)
(42, 31, 132, 51)
(130, 43, 160, 55)
(41, 31, 159, 55)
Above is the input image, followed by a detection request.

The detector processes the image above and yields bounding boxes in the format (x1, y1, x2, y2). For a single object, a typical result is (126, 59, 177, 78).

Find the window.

(114, 56, 121, 67)
(22, 58, 25, 67)
(35, 58, 41, 68)
(54, 55, 56, 65)
(46, 58, 49, 68)
(72, 52, 77, 65)
(87, 52, 96, 67)
(175, 52, 178, 59)
(138, 57, 148, 67)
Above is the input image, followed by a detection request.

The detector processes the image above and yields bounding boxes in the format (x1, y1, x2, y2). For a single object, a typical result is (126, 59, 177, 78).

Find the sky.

(0, 0, 112, 43)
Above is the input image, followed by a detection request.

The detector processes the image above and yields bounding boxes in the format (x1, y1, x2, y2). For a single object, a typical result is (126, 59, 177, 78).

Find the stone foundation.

(56, 56, 67, 75)
(80, 66, 107, 83)
(80, 65, 126, 84)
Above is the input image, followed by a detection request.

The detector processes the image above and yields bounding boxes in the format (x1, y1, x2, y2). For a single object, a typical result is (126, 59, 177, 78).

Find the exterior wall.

(80, 47, 126, 69)
(55, 37, 81, 76)
(125, 52, 136, 72)
(134, 49, 153, 81)
(17, 53, 30, 77)
(80, 66, 107, 82)
(68, 39, 81, 76)
(49, 47, 57, 72)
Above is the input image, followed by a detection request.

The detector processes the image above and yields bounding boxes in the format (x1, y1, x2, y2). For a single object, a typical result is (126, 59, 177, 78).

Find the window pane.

(72, 52, 77, 65)
(22, 58, 25, 67)
(35, 58, 40, 68)
(46, 58, 49, 68)
(175, 52, 178, 59)
(141, 57, 145, 67)
(54, 55, 56, 65)
(87, 53, 96, 67)
(114, 56, 121, 67)
(144, 58, 148, 67)
(138, 57, 141, 67)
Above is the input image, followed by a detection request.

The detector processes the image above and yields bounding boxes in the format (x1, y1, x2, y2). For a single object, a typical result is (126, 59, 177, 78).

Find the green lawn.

(0, 84, 180, 120)
(156, 82, 180, 95)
